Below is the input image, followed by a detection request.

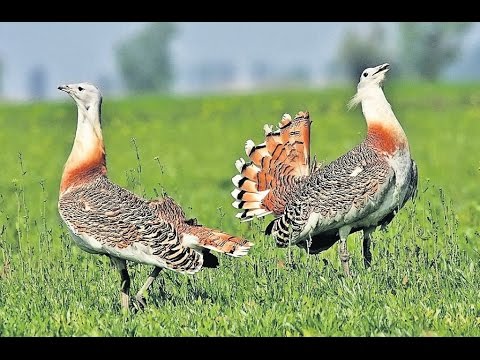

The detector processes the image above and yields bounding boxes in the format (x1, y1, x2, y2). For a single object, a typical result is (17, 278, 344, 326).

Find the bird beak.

(373, 63, 390, 75)
(58, 85, 70, 93)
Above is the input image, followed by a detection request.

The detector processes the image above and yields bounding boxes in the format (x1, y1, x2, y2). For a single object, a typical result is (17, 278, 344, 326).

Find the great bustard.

(58, 82, 252, 310)
(231, 63, 417, 276)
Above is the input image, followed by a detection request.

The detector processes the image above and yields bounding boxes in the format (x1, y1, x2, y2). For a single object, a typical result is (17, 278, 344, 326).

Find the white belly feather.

(61, 215, 175, 270)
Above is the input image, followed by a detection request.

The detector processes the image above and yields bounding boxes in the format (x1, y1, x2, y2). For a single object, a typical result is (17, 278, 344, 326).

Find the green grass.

(0, 82, 479, 336)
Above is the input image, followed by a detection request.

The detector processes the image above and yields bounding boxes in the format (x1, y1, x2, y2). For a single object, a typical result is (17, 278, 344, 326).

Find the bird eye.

(78, 86, 84, 91)
(363, 72, 368, 77)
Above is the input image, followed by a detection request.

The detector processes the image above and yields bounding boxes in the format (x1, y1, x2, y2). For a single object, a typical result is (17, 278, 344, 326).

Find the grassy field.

(0, 82, 479, 336)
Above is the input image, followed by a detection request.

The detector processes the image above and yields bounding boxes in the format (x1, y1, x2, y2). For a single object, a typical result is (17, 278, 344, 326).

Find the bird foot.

(133, 295, 147, 311)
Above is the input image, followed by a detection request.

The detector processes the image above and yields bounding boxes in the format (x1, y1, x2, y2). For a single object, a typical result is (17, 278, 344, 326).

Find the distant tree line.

(108, 22, 476, 95)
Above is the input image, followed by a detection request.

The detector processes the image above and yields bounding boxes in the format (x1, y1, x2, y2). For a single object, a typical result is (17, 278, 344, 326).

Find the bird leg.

(363, 227, 375, 268)
(306, 233, 313, 255)
(338, 226, 352, 277)
(135, 267, 162, 310)
(110, 257, 131, 310)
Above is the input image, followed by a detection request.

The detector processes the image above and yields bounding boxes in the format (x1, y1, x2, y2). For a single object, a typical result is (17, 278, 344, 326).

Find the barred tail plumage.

(183, 226, 253, 258)
(231, 111, 312, 221)
(149, 195, 253, 259)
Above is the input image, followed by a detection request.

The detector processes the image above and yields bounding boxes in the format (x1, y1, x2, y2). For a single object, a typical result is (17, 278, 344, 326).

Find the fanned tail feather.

(231, 111, 312, 221)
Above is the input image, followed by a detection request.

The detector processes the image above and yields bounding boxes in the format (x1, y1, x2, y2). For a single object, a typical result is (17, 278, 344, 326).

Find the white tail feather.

(236, 208, 272, 221)
(231, 188, 270, 201)
(199, 243, 251, 257)
(235, 158, 246, 172)
(263, 124, 273, 135)
(245, 140, 255, 156)
(231, 175, 244, 187)
(231, 189, 242, 199)
(181, 233, 202, 250)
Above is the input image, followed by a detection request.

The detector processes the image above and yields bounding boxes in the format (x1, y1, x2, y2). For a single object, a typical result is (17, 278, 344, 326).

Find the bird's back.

(58, 175, 203, 274)
(278, 140, 397, 241)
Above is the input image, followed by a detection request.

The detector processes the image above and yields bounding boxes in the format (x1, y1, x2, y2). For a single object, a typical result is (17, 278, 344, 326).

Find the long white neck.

(357, 86, 396, 126)
(61, 102, 106, 194)
(70, 104, 103, 158)
(352, 85, 408, 155)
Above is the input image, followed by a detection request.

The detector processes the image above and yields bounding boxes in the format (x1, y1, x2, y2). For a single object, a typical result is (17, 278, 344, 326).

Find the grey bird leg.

(135, 267, 162, 310)
(338, 226, 352, 277)
(110, 257, 130, 310)
(363, 227, 375, 268)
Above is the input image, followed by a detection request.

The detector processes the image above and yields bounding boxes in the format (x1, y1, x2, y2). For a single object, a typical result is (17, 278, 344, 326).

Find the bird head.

(58, 82, 102, 112)
(348, 63, 390, 110)
(357, 63, 390, 89)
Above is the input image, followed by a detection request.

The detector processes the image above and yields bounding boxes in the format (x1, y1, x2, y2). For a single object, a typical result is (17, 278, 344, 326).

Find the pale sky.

(0, 22, 478, 101)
